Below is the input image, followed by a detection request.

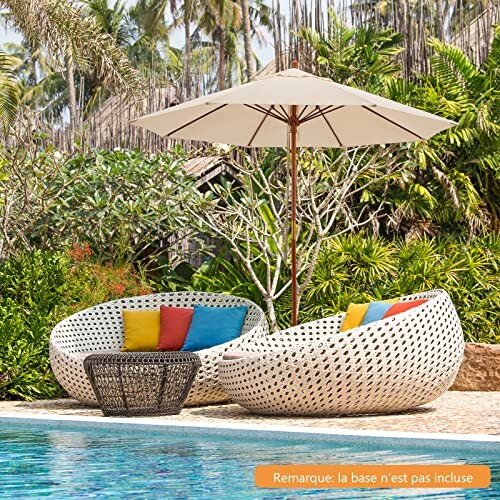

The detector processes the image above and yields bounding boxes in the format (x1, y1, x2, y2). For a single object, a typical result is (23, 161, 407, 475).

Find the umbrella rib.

(300, 105, 331, 121)
(361, 106, 424, 140)
(317, 106, 343, 147)
(165, 104, 228, 136)
(248, 105, 273, 146)
(300, 105, 344, 124)
(244, 104, 288, 123)
(297, 105, 310, 121)
(278, 105, 290, 120)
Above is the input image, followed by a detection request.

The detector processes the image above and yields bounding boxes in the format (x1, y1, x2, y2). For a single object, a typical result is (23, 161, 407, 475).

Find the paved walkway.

(1, 391, 498, 436)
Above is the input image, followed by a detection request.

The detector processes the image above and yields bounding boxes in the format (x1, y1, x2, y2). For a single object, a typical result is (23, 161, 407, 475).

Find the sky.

(0, 0, 286, 66)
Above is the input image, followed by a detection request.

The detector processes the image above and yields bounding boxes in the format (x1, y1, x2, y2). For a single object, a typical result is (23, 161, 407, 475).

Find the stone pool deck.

(0, 391, 498, 436)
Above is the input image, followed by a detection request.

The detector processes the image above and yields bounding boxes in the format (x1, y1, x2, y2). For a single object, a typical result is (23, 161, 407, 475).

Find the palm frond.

(0, 49, 20, 130)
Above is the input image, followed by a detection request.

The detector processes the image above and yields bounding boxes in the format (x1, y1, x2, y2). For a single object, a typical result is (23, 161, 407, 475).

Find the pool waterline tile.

(1, 412, 499, 454)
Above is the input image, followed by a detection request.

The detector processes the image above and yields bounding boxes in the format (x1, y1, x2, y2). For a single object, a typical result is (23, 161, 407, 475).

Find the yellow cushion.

(340, 298, 398, 332)
(121, 310, 160, 352)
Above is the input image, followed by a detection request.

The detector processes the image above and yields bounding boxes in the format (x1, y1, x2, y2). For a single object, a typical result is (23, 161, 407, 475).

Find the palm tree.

(199, 0, 242, 91)
(173, 0, 200, 98)
(84, 0, 133, 49)
(4, 42, 67, 121)
(240, 0, 254, 81)
(0, 0, 144, 130)
(128, 0, 173, 77)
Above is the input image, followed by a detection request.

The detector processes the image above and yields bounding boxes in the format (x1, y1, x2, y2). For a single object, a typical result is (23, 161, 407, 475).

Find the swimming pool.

(0, 422, 497, 499)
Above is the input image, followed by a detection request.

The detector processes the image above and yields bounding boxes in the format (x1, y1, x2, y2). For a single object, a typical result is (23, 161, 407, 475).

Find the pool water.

(0, 424, 497, 499)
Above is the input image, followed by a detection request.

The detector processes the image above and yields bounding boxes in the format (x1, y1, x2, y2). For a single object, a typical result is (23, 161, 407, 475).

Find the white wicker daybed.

(49, 292, 269, 406)
(218, 290, 464, 416)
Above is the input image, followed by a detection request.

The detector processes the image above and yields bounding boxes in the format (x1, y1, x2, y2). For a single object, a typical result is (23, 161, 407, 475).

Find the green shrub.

(0, 249, 151, 401)
(42, 148, 211, 269)
(0, 251, 68, 400)
(0, 146, 211, 270)
(301, 234, 499, 343)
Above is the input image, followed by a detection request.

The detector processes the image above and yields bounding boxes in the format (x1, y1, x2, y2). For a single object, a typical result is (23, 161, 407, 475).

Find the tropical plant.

(299, 9, 403, 91)
(301, 17, 499, 238)
(0, 139, 211, 268)
(0, 251, 67, 400)
(0, 136, 78, 259)
(300, 233, 499, 343)
(0, 0, 145, 129)
(380, 31, 500, 237)
(0, 48, 19, 129)
(2, 41, 67, 121)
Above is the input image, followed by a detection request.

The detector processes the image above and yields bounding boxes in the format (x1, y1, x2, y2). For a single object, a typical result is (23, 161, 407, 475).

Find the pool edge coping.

(0, 412, 498, 453)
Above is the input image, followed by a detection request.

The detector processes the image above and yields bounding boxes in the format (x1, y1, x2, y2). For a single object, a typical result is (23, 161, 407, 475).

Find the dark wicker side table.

(83, 352, 201, 417)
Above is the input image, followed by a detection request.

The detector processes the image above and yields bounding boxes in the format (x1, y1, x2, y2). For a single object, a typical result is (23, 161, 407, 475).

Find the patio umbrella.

(131, 62, 455, 326)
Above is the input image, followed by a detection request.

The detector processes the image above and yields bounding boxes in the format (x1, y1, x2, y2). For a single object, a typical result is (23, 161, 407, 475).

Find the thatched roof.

(183, 156, 237, 188)
(255, 51, 289, 79)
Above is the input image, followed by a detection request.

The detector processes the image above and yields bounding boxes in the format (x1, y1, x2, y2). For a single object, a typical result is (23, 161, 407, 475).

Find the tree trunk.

(435, 0, 445, 40)
(217, 25, 225, 91)
(240, 0, 255, 81)
(65, 54, 78, 132)
(265, 296, 279, 332)
(183, 4, 192, 99)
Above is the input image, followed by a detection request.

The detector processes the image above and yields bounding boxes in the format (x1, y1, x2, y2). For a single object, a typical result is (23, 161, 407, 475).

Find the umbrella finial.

(291, 60, 298, 69)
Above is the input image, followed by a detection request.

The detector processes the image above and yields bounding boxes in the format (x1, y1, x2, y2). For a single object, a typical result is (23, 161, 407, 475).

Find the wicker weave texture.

(50, 292, 268, 406)
(218, 290, 465, 416)
(84, 352, 200, 416)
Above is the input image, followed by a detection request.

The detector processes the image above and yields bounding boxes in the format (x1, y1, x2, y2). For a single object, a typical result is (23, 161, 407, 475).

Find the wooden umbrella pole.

(290, 104, 298, 326)
(290, 60, 299, 326)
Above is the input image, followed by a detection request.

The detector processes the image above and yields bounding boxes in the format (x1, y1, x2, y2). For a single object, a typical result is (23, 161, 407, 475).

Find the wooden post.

(290, 59, 299, 326)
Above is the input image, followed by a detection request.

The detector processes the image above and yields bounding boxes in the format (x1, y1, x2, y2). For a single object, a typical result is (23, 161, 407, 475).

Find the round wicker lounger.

(218, 290, 464, 416)
(50, 292, 268, 406)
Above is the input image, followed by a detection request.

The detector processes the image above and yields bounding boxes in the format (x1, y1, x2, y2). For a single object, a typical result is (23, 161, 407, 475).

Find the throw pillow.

(361, 301, 395, 325)
(181, 305, 248, 352)
(340, 298, 398, 332)
(157, 305, 194, 351)
(383, 299, 428, 319)
(121, 310, 160, 352)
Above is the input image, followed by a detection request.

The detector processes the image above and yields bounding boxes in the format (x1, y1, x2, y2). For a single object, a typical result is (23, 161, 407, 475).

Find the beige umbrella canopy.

(132, 63, 455, 325)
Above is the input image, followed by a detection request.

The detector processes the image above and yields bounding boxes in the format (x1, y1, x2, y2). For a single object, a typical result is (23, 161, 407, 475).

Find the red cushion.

(157, 305, 194, 351)
(382, 299, 428, 319)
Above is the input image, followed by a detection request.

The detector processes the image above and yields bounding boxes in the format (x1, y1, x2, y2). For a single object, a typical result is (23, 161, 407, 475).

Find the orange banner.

(255, 465, 491, 489)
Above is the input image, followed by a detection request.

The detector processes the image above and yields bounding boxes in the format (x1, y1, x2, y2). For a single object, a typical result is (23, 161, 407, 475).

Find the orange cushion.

(382, 299, 428, 319)
(157, 305, 194, 351)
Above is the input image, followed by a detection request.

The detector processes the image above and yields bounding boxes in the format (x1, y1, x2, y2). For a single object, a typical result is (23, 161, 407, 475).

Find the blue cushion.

(361, 301, 394, 325)
(181, 305, 248, 351)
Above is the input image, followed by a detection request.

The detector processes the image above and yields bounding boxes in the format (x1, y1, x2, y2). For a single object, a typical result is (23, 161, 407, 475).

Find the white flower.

(215, 143, 231, 153)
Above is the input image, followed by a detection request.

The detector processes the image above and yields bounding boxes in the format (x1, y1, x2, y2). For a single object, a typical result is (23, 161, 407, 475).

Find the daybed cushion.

(383, 299, 428, 318)
(341, 298, 398, 331)
(181, 305, 248, 352)
(157, 305, 194, 351)
(361, 301, 394, 325)
(121, 310, 160, 352)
